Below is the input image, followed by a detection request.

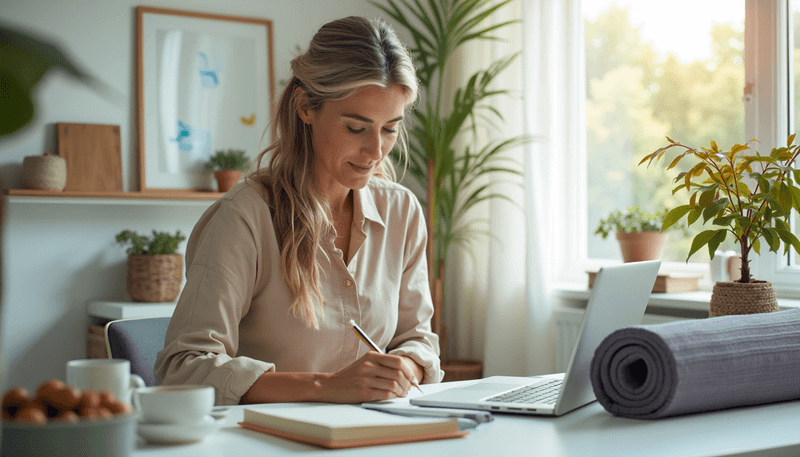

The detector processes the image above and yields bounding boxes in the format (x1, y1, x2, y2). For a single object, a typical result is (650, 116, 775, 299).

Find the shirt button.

(344, 279, 353, 287)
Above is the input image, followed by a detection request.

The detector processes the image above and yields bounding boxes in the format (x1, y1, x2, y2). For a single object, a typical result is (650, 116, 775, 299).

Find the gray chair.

(104, 317, 171, 387)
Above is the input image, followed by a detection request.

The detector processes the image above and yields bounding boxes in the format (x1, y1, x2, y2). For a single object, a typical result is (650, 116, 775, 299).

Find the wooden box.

(588, 271, 700, 293)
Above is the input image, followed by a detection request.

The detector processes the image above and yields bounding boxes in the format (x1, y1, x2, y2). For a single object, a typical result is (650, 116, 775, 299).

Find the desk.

(132, 381, 800, 457)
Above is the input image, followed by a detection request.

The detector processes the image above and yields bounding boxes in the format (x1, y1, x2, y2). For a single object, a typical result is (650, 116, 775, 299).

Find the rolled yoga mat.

(590, 308, 800, 419)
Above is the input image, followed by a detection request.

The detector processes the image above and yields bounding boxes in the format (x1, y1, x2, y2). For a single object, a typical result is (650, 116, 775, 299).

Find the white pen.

(349, 319, 423, 393)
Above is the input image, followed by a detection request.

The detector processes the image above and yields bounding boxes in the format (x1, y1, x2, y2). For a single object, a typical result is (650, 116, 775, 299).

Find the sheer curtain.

(449, 0, 583, 377)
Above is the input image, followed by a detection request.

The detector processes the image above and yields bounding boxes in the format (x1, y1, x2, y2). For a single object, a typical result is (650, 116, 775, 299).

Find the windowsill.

(553, 282, 800, 316)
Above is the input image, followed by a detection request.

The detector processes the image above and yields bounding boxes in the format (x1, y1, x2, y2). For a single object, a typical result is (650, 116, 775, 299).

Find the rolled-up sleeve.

(387, 196, 444, 384)
(154, 194, 274, 405)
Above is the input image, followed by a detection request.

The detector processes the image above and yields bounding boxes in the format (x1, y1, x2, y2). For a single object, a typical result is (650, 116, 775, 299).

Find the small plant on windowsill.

(595, 207, 671, 262)
(204, 149, 251, 193)
(116, 230, 186, 303)
(640, 134, 800, 317)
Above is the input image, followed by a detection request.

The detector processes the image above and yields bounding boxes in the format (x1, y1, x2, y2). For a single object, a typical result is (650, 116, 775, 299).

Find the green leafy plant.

(204, 149, 250, 172)
(115, 230, 186, 255)
(594, 207, 667, 239)
(373, 0, 527, 298)
(640, 134, 800, 283)
(1, 23, 111, 137)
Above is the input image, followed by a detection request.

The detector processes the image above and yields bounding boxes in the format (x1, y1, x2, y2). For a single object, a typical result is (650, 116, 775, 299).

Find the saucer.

(137, 415, 224, 444)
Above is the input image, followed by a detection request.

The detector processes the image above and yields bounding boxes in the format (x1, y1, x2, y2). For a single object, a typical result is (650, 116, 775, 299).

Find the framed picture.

(136, 6, 275, 193)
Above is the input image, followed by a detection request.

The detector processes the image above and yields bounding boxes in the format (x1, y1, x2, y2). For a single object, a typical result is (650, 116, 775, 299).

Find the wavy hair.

(250, 16, 418, 328)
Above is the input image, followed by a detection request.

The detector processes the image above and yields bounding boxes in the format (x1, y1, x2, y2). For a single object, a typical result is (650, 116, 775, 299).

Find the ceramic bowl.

(1, 412, 137, 457)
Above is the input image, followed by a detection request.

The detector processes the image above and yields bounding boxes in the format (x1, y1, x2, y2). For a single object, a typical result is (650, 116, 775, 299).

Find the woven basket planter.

(709, 280, 778, 317)
(126, 254, 183, 302)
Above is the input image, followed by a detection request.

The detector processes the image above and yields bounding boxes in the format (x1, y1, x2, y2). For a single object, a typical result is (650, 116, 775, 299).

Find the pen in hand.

(349, 319, 423, 394)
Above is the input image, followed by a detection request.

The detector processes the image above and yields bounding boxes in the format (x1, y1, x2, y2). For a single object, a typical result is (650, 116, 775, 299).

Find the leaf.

(763, 227, 781, 252)
(778, 229, 800, 255)
(710, 141, 719, 153)
(662, 205, 692, 230)
(698, 189, 716, 207)
(687, 208, 702, 225)
(707, 229, 728, 257)
(667, 154, 683, 170)
(789, 133, 796, 147)
(687, 230, 719, 261)
(778, 182, 793, 211)
(702, 198, 730, 223)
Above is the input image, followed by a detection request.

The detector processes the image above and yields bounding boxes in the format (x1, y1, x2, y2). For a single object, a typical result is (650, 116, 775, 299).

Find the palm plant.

(373, 0, 528, 357)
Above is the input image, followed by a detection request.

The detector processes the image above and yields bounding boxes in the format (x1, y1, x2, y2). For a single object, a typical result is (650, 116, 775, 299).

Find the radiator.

(554, 307, 689, 372)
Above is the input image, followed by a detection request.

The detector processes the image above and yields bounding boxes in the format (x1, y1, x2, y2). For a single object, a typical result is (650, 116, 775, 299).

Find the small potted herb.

(204, 149, 250, 192)
(116, 230, 186, 302)
(595, 207, 670, 262)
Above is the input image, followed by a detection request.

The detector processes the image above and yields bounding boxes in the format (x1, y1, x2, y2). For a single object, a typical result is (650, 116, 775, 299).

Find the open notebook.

(239, 403, 467, 449)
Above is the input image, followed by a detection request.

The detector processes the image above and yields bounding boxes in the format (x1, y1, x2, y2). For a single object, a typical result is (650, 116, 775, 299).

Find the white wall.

(0, 0, 382, 392)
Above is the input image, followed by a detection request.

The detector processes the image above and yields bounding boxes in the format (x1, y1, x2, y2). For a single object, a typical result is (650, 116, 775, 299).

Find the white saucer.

(137, 415, 224, 444)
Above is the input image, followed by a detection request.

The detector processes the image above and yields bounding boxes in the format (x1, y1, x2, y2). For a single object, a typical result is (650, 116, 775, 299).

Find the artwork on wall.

(136, 6, 275, 193)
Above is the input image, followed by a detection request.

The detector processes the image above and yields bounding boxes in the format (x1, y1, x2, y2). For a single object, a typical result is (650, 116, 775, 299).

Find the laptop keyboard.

(484, 379, 562, 405)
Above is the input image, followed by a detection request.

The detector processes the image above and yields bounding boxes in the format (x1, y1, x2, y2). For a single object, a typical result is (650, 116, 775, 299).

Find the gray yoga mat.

(590, 308, 800, 419)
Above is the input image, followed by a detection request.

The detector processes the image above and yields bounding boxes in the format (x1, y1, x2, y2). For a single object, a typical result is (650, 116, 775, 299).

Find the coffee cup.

(66, 359, 145, 405)
(132, 385, 214, 424)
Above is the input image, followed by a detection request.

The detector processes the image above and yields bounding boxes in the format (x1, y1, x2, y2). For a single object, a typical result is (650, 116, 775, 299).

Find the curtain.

(449, 0, 583, 377)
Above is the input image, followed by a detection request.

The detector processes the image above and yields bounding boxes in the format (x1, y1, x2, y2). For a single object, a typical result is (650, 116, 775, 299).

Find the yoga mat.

(590, 308, 800, 419)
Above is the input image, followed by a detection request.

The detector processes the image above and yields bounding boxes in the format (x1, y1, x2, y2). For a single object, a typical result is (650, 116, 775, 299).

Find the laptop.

(411, 260, 661, 417)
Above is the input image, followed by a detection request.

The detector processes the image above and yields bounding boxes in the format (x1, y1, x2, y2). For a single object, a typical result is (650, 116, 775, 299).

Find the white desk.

(132, 381, 800, 457)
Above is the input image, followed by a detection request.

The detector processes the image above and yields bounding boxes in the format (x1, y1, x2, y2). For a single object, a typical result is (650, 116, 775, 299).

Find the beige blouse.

(154, 178, 443, 405)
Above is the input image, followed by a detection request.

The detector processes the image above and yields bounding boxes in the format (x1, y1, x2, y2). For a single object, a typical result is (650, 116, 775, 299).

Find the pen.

(349, 319, 423, 393)
(361, 403, 494, 424)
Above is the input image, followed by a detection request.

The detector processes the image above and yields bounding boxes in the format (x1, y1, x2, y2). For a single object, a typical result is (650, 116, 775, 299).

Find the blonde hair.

(250, 16, 418, 328)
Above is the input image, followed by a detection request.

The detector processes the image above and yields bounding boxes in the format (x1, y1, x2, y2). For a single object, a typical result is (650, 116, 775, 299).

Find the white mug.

(66, 359, 145, 405)
(132, 385, 215, 424)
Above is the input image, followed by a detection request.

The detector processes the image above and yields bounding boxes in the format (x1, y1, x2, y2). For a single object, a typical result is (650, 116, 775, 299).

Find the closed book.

(239, 404, 467, 449)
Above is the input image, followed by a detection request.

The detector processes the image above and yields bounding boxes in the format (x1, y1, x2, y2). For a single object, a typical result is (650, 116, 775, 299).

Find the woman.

(154, 16, 443, 406)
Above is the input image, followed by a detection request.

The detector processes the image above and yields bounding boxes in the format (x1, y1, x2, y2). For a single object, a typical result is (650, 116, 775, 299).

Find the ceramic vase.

(615, 231, 666, 263)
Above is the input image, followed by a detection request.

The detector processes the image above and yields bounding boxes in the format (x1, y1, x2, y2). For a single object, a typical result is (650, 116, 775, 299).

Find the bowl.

(1, 412, 137, 457)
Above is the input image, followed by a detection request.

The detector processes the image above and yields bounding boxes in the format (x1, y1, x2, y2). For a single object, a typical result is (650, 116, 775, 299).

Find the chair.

(104, 317, 171, 387)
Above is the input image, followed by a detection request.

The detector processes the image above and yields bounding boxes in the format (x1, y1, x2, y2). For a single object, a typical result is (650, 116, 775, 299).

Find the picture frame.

(136, 6, 275, 193)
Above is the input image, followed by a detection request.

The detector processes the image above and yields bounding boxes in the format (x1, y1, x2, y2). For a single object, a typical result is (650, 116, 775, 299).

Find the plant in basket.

(640, 134, 800, 316)
(204, 149, 251, 193)
(116, 230, 186, 303)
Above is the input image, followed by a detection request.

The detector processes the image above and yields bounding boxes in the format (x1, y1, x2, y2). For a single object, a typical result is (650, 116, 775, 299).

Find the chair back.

(104, 317, 171, 387)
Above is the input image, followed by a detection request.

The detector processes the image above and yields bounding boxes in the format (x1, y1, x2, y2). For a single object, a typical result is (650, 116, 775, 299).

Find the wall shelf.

(6, 189, 223, 206)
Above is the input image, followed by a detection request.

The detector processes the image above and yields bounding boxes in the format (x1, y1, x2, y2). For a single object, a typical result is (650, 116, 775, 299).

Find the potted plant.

(116, 230, 186, 303)
(594, 207, 669, 262)
(204, 149, 250, 192)
(640, 134, 800, 316)
(374, 0, 528, 380)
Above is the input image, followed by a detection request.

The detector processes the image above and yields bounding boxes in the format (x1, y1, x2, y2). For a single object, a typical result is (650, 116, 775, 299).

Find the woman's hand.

(317, 352, 419, 403)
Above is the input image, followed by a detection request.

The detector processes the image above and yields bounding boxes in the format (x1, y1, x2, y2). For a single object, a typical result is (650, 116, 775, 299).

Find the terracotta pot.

(615, 231, 666, 263)
(214, 170, 242, 193)
(126, 254, 183, 302)
(441, 358, 483, 382)
(709, 280, 778, 317)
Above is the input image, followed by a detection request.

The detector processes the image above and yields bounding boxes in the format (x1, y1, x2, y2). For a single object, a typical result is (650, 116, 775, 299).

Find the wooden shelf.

(6, 189, 224, 200)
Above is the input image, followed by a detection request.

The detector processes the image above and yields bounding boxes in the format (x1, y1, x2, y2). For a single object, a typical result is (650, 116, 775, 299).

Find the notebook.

(238, 404, 468, 449)
(411, 260, 661, 417)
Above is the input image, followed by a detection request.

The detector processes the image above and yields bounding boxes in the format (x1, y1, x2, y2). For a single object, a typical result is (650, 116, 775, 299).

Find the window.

(583, 0, 745, 265)
(565, 0, 800, 296)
